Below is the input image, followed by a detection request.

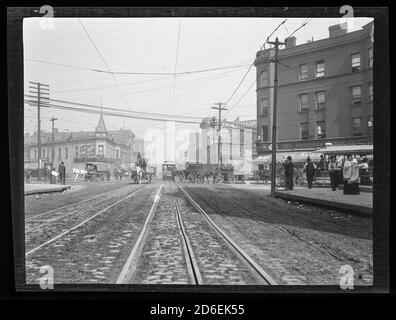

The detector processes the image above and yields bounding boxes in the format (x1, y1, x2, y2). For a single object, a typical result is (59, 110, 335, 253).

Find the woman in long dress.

(343, 154, 353, 194)
(349, 158, 360, 194)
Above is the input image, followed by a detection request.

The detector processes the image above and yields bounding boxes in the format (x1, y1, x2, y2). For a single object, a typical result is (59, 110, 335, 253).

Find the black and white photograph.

(5, 7, 389, 297)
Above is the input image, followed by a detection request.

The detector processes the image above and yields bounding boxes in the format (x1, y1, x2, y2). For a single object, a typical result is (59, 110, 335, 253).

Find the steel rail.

(116, 184, 164, 284)
(176, 183, 277, 285)
(172, 197, 203, 285)
(26, 183, 130, 222)
(26, 185, 147, 256)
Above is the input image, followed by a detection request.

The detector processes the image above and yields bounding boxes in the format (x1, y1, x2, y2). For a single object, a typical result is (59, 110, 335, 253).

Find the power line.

(224, 19, 288, 106)
(24, 100, 203, 124)
(172, 19, 182, 115)
(78, 19, 130, 114)
(25, 58, 251, 76)
(225, 59, 271, 115)
(285, 18, 312, 41)
(24, 95, 205, 120)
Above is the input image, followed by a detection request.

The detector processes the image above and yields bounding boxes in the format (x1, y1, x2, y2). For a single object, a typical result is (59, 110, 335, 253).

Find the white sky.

(24, 17, 373, 138)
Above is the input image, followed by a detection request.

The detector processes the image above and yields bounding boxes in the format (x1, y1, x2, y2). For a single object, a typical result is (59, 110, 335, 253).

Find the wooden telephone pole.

(29, 82, 49, 182)
(211, 103, 227, 166)
(267, 38, 285, 197)
(50, 117, 57, 184)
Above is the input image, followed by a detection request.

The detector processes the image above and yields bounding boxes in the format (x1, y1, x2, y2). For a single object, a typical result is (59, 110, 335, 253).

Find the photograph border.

(7, 6, 389, 295)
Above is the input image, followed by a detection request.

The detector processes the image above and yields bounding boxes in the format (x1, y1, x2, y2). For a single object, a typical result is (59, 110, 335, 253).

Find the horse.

(72, 168, 87, 182)
(136, 166, 144, 184)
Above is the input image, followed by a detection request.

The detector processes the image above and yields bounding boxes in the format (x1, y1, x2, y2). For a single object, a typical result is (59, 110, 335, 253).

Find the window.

(299, 94, 309, 111)
(58, 148, 61, 159)
(98, 145, 104, 156)
(317, 121, 326, 139)
(299, 64, 308, 80)
(116, 149, 119, 159)
(42, 149, 45, 158)
(65, 147, 68, 159)
(25, 150, 30, 160)
(315, 91, 326, 110)
(316, 61, 325, 78)
(352, 117, 362, 136)
(34, 150, 37, 160)
(75, 146, 78, 156)
(260, 71, 268, 87)
(260, 98, 269, 116)
(368, 83, 373, 103)
(300, 123, 309, 140)
(351, 53, 361, 72)
(368, 48, 373, 68)
(261, 126, 269, 141)
(258, 164, 264, 171)
(351, 86, 362, 105)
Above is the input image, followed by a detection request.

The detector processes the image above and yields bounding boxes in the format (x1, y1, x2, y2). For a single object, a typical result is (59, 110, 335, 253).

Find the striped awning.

(253, 151, 322, 163)
(313, 144, 373, 155)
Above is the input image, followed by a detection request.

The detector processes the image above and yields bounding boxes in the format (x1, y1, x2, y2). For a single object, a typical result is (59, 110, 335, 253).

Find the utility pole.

(211, 103, 227, 166)
(29, 82, 49, 182)
(50, 117, 57, 184)
(267, 37, 285, 197)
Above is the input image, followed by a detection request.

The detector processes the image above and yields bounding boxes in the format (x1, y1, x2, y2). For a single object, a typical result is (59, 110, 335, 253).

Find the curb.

(24, 185, 71, 196)
(275, 191, 372, 215)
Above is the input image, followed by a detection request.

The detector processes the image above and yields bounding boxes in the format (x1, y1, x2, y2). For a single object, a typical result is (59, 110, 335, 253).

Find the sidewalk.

(24, 183, 71, 195)
(275, 187, 372, 215)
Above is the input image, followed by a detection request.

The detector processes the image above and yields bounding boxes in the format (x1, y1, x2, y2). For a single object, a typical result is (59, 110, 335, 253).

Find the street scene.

(23, 16, 374, 287)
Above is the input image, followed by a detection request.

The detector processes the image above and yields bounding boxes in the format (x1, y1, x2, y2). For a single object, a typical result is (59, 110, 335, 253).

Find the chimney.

(285, 36, 296, 48)
(328, 23, 348, 38)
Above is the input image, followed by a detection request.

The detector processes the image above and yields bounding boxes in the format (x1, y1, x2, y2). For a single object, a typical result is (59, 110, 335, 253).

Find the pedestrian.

(58, 162, 66, 185)
(316, 155, 325, 177)
(359, 158, 370, 185)
(106, 168, 110, 181)
(349, 158, 360, 194)
(343, 154, 353, 194)
(51, 167, 59, 183)
(283, 156, 294, 190)
(328, 156, 339, 191)
(303, 157, 316, 189)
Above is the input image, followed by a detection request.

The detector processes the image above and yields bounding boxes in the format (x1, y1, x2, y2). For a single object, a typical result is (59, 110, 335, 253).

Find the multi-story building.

(24, 113, 144, 177)
(254, 21, 374, 156)
(185, 117, 257, 173)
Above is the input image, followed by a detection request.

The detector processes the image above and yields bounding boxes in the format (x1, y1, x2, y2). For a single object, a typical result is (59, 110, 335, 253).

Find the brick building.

(24, 113, 144, 177)
(254, 21, 374, 156)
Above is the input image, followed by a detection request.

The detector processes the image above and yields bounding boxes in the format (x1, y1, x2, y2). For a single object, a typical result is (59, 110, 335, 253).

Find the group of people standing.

(282, 154, 369, 194)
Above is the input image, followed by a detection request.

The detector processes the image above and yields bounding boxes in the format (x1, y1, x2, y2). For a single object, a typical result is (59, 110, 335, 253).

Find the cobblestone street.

(24, 180, 372, 286)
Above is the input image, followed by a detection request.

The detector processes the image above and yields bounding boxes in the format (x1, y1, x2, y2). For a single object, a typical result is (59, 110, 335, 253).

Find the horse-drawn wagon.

(84, 162, 109, 182)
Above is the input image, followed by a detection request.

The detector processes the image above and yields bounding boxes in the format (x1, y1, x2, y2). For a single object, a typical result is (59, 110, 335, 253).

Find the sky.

(24, 17, 373, 138)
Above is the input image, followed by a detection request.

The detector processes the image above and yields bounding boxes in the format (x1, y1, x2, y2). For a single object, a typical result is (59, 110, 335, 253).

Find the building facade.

(24, 113, 143, 177)
(254, 21, 374, 156)
(185, 117, 257, 173)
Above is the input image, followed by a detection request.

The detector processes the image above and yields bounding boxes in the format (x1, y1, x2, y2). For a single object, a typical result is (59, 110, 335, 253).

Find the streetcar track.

(26, 185, 147, 256)
(25, 185, 140, 233)
(176, 183, 277, 285)
(25, 183, 131, 222)
(173, 197, 203, 285)
(116, 184, 164, 284)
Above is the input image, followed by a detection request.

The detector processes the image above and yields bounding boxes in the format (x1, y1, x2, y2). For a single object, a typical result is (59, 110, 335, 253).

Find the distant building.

(254, 21, 373, 156)
(185, 117, 257, 172)
(24, 113, 144, 177)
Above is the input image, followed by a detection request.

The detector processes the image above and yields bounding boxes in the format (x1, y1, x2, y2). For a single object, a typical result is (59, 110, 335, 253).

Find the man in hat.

(58, 161, 66, 185)
(303, 157, 316, 189)
(328, 155, 339, 191)
(283, 156, 294, 190)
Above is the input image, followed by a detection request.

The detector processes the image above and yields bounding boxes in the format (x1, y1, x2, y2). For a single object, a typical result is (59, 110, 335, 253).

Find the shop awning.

(313, 144, 373, 155)
(253, 151, 322, 163)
